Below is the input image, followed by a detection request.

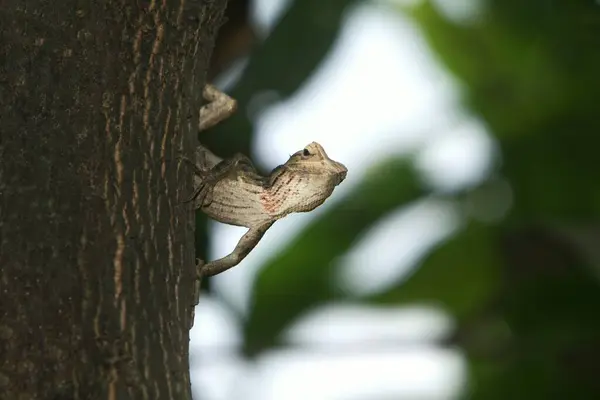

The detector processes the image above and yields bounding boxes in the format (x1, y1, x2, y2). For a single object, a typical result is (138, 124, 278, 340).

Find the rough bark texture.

(0, 0, 227, 398)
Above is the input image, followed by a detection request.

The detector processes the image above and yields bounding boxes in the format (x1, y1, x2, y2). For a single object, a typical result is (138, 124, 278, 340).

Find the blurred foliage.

(246, 158, 423, 355)
(199, 0, 600, 398)
(368, 222, 502, 321)
(407, 1, 600, 397)
(203, 0, 360, 158)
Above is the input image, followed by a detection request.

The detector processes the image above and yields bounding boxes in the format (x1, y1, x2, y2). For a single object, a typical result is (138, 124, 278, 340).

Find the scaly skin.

(192, 142, 347, 277)
(187, 84, 347, 278)
(195, 142, 347, 227)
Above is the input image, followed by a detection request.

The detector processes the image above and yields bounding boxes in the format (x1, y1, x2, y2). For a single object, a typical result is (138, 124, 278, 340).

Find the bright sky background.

(190, 0, 495, 399)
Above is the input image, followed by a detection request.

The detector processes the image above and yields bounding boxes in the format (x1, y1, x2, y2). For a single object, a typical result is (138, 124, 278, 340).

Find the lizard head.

(263, 142, 347, 217)
(284, 142, 348, 185)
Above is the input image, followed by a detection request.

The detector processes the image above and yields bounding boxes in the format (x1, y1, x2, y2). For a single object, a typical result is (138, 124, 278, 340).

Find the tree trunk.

(0, 1, 227, 398)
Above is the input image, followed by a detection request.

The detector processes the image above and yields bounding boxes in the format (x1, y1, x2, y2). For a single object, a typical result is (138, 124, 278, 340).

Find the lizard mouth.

(332, 161, 348, 185)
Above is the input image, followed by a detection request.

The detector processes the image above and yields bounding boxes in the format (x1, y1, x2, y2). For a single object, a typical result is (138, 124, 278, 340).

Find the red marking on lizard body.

(261, 175, 298, 215)
(260, 190, 278, 214)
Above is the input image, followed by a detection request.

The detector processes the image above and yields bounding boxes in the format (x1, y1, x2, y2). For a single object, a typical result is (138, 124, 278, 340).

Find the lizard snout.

(330, 161, 348, 185)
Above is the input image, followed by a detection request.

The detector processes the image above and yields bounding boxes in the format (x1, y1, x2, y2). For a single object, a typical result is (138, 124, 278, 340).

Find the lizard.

(186, 84, 347, 278)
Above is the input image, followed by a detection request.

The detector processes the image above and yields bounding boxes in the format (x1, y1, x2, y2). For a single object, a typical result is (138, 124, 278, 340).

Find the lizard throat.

(260, 171, 334, 217)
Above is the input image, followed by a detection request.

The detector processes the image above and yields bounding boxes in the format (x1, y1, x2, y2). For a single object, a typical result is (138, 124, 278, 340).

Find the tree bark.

(0, 0, 227, 398)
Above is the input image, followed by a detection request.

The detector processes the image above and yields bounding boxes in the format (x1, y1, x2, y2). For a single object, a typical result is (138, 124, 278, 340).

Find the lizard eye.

(302, 148, 311, 157)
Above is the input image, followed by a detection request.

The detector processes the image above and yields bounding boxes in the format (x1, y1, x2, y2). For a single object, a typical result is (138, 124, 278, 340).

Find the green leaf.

(502, 129, 600, 220)
(406, 0, 600, 140)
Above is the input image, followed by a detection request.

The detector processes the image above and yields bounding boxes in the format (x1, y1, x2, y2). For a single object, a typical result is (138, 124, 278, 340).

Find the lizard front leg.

(177, 83, 234, 199)
(198, 222, 274, 277)
(198, 84, 237, 132)
(183, 83, 240, 203)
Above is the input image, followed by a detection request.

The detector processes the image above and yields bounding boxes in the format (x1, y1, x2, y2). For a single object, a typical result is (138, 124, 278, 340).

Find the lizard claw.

(176, 153, 197, 170)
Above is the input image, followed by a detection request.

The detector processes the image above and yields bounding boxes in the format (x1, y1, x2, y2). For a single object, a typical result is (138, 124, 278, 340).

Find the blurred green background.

(192, 0, 600, 399)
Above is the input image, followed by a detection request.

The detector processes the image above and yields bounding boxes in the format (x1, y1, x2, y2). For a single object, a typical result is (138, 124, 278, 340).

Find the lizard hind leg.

(183, 182, 214, 207)
(176, 154, 214, 207)
(176, 151, 250, 208)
